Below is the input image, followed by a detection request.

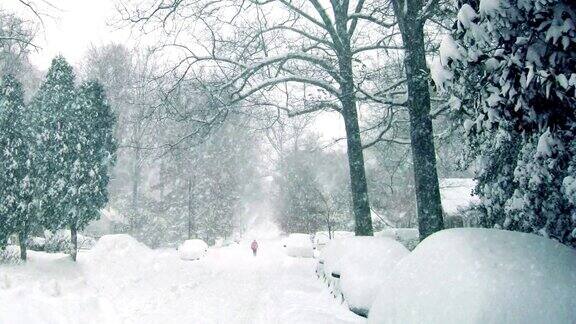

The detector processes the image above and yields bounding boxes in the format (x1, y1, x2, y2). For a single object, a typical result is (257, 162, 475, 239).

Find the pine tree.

(30, 56, 77, 239)
(435, 0, 576, 246)
(0, 74, 35, 259)
(65, 81, 116, 261)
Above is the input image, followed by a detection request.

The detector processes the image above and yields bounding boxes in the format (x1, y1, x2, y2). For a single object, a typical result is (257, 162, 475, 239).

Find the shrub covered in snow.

(283, 233, 314, 258)
(178, 239, 209, 260)
(368, 228, 576, 323)
(26, 237, 46, 251)
(0, 246, 21, 264)
(437, 0, 576, 246)
(44, 230, 96, 253)
(336, 237, 409, 317)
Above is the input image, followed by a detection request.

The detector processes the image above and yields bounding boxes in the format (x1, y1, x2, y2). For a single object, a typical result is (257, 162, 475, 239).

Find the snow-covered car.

(313, 231, 355, 259)
(368, 228, 576, 324)
(178, 239, 208, 261)
(313, 231, 330, 251)
(283, 233, 314, 258)
(316, 238, 344, 281)
(336, 237, 409, 317)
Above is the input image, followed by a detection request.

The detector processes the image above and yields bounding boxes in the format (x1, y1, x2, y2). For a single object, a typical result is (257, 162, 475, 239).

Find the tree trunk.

(327, 212, 332, 239)
(18, 231, 27, 261)
(333, 4, 374, 236)
(131, 145, 141, 233)
(393, 0, 444, 241)
(341, 86, 374, 236)
(70, 225, 78, 262)
(187, 178, 192, 239)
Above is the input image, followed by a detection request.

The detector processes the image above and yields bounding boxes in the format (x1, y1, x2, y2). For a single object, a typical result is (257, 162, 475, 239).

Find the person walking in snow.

(251, 240, 258, 256)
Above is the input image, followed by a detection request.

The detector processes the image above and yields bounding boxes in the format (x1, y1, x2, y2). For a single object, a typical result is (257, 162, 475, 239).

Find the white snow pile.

(0, 251, 120, 324)
(89, 234, 151, 261)
(369, 228, 576, 324)
(178, 239, 209, 260)
(84, 234, 154, 283)
(439, 178, 480, 215)
(283, 233, 314, 258)
(336, 237, 409, 317)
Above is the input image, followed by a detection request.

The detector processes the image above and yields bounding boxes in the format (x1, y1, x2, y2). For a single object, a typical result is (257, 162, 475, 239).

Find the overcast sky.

(1, 0, 130, 70)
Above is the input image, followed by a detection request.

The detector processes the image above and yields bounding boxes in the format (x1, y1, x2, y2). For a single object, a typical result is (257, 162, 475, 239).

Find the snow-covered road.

(0, 237, 364, 324)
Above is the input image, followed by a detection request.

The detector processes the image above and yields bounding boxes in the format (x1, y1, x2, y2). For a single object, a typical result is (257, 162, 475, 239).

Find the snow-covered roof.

(439, 178, 480, 215)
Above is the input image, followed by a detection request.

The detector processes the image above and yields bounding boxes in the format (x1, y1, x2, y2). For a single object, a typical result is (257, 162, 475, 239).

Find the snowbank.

(179, 239, 209, 260)
(84, 234, 154, 282)
(337, 237, 409, 317)
(90, 234, 150, 260)
(0, 251, 120, 324)
(369, 228, 576, 324)
(284, 233, 314, 258)
(0, 291, 118, 324)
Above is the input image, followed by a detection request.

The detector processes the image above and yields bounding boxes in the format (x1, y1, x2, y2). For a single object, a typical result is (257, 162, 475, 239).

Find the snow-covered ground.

(0, 235, 363, 324)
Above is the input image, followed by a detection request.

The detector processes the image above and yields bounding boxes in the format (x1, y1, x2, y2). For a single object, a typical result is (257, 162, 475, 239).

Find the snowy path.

(0, 239, 364, 324)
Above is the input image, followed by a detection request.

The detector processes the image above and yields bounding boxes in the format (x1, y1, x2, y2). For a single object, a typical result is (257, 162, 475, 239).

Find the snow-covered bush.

(436, 0, 576, 246)
(368, 228, 576, 323)
(283, 233, 314, 258)
(336, 237, 409, 317)
(0, 246, 21, 264)
(26, 237, 46, 251)
(44, 230, 96, 253)
(178, 239, 208, 260)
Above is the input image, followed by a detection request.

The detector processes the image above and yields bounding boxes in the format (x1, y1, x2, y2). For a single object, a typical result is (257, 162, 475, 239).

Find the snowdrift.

(83, 234, 155, 287)
(89, 234, 151, 261)
(284, 233, 314, 258)
(178, 239, 208, 260)
(368, 228, 576, 324)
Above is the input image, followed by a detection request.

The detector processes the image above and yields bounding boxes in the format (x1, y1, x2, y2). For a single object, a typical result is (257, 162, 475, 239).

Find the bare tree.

(116, 0, 414, 236)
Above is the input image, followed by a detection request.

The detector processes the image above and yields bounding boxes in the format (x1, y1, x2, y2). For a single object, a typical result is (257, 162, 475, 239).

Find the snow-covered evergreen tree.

(434, 0, 576, 246)
(0, 74, 35, 259)
(30, 56, 77, 235)
(65, 81, 116, 261)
